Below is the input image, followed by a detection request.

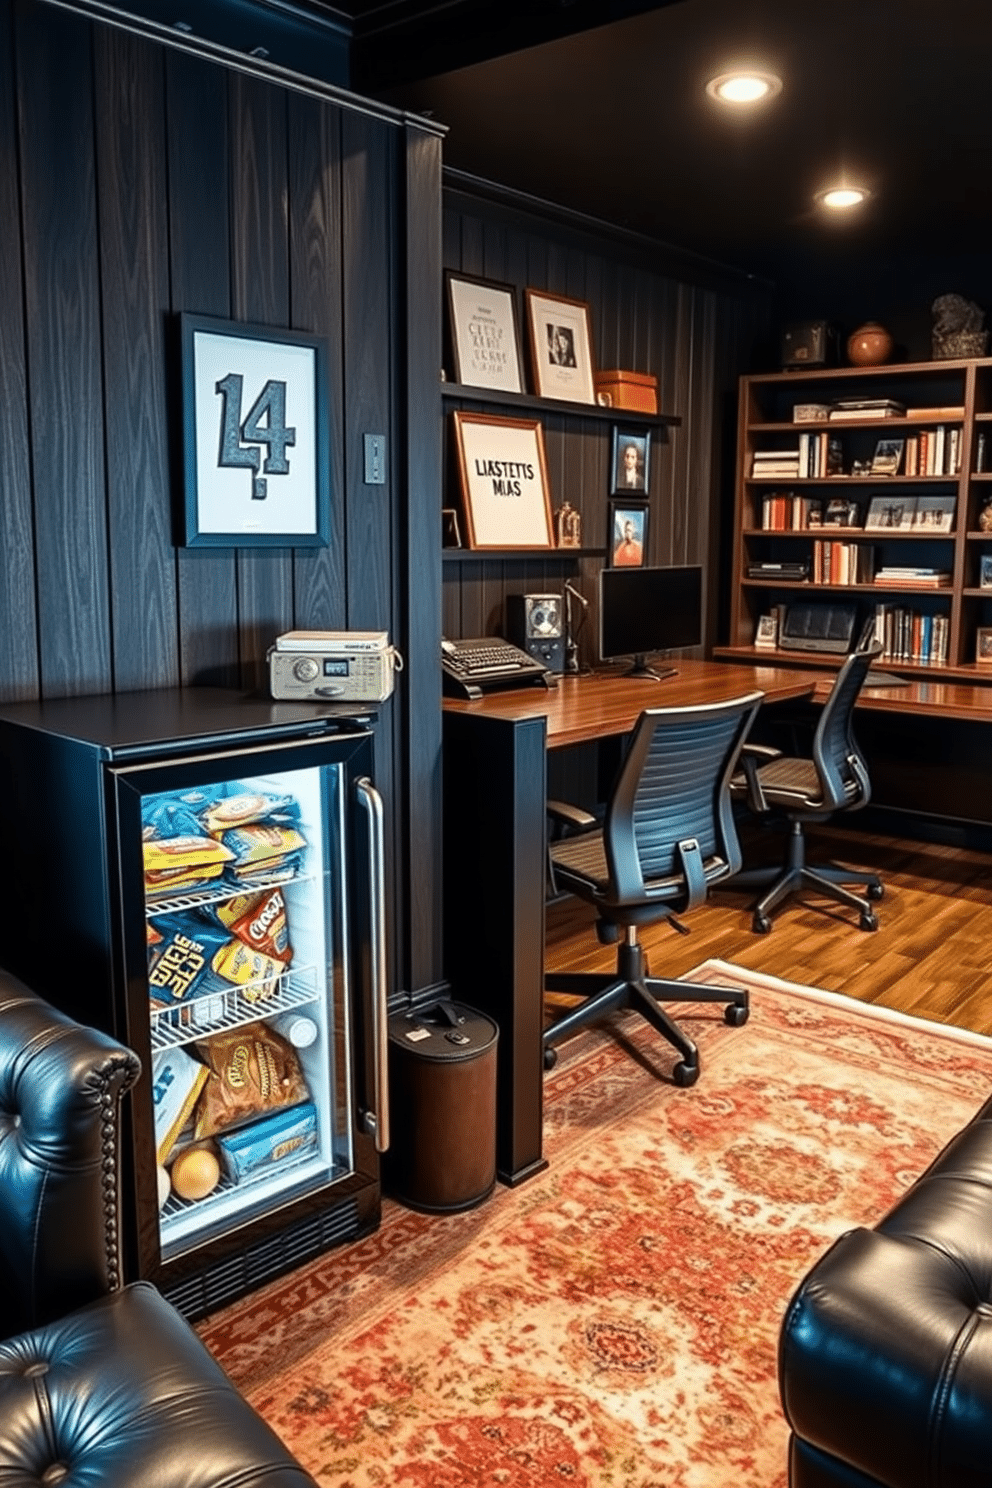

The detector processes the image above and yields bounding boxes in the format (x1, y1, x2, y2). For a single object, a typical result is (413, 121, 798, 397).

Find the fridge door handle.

(356, 776, 390, 1153)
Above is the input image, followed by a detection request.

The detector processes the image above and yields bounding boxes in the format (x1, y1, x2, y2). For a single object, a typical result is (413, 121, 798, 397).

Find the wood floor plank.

(545, 823, 992, 1038)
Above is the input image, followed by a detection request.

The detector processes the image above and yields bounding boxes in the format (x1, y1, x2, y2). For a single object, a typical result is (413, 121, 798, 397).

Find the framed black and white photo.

(445, 272, 523, 394)
(181, 313, 330, 547)
(608, 500, 649, 567)
(524, 289, 596, 404)
(870, 437, 905, 477)
(980, 554, 992, 589)
(610, 428, 650, 496)
(452, 411, 554, 550)
(977, 626, 992, 665)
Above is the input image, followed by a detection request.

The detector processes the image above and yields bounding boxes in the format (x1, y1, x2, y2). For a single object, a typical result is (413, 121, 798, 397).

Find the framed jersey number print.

(180, 314, 330, 547)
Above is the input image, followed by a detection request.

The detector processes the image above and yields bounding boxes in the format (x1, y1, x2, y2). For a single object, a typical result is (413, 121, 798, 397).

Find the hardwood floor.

(545, 822, 992, 1037)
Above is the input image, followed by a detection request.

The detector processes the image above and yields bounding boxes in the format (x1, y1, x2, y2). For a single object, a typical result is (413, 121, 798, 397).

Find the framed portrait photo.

(610, 427, 650, 496)
(977, 626, 992, 665)
(608, 500, 649, 568)
(181, 313, 329, 547)
(445, 272, 523, 394)
(452, 411, 554, 550)
(524, 289, 596, 404)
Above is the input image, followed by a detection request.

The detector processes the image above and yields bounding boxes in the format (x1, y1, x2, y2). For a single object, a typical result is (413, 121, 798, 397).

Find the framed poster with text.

(452, 411, 554, 550)
(445, 272, 524, 394)
(180, 313, 330, 547)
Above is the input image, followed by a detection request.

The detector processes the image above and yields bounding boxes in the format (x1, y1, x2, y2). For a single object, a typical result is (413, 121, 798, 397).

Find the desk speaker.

(506, 593, 565, 674)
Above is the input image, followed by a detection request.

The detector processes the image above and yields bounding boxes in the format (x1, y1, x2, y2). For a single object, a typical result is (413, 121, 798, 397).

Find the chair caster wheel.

(673, 1060, 699, 1088)
(724, 1003, 749, 1027)
(752, 913, 772, 934)
(867, 882, 884, 901)
(543, 1045, 558, 1071)
(860, 910, 879, 932)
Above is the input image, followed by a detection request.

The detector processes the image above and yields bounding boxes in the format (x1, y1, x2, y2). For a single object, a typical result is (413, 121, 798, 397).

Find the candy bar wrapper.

(143, 833, 235, 896)
(151, 1046, 209, 1164)
(210, 887, 293, 964)
(218, 1102, 318, 1183)
(199, 784, 300, 835)
(210, 936, 286, 1002)
(220, 823, 307, 877)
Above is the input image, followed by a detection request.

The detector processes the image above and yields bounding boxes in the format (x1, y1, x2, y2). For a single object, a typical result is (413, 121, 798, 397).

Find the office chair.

(543, 692, 763, 1088)
(727, 639, 884, 934)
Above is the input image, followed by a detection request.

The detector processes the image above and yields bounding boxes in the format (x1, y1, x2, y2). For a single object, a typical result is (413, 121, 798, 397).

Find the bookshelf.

(717, 356, 992, 680)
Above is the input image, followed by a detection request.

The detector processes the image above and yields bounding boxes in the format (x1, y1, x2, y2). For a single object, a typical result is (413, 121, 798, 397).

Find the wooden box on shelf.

(594, 370, 658, 414)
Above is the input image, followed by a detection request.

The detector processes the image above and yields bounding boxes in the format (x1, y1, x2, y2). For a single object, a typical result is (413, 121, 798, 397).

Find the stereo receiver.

(268, 630, 402, 703)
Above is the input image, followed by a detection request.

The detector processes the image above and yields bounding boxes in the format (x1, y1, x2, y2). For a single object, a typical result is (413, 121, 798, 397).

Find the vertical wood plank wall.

(0, 0, 442, 1000)
(440, 189, 772, 666)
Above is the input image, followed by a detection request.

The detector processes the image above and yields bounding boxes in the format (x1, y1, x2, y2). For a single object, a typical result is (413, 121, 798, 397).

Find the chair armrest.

(741, 742, 782, 764)
(546, 800, 598, 834)
(736, 747, 772, 815)
(0, 969, 142, 1338)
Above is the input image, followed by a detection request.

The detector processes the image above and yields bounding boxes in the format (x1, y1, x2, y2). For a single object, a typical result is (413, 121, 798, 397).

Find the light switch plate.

(364, 433, 386, 486)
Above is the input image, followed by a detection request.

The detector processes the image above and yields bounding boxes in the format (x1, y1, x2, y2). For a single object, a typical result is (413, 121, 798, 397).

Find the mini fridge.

(0, 688, 389, 1320)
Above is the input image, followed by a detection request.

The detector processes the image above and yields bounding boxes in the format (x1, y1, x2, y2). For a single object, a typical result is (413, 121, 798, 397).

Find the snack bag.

(147, 914, 232, 1003)
(210, 937, 286, 1002)
(219, 823, 307, 882)
(143, 834, 236, 895)
(151, 1046, 209, 1164)
(211, 888, 292, 963)
(193, 1023, 311, 1140)
(199, 786, 300, 835)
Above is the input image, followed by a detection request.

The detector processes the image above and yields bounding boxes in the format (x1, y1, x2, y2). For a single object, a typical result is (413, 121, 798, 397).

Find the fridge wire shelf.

(159, 1137, 347, 1226)
(150, 963, 321, 1051)
(144, 870, 317, 918)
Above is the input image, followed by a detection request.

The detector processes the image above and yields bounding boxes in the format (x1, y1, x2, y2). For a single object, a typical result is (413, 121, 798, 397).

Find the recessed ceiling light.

(818, 186, 870, 210)
(705, 70, 782, 105)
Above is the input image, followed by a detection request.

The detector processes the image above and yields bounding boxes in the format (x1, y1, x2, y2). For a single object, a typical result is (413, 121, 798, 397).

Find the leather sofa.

(780, 1091, 992, 1487)
(0, 966, 317, 1486)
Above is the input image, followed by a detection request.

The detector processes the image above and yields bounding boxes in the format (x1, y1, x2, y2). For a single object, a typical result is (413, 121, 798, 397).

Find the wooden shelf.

(442, 545, 606, 562)
(729, 356, 992, 671)
(713, 643, 992, 686)
(441, 382, 679, 429)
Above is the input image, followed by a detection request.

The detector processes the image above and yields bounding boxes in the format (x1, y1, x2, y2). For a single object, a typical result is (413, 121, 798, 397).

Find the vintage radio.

(268, 630, 402, 702)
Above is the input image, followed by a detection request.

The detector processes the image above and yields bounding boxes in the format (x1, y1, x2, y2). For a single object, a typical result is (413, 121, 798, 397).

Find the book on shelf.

(871, 603, 949, 666)
(747, 560, 810, 580)
(904, 406, 965, 420)
(977, 431, 988, 473)
(873, 565, 952, 588)
(812, 540, 875, 586)
(760, 492, 823, 530)
(751, 449, 800, 478)
(828, 401, 906, 420)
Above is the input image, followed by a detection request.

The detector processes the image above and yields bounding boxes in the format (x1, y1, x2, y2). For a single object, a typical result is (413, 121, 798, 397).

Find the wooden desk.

(442, 660, 819, 1186)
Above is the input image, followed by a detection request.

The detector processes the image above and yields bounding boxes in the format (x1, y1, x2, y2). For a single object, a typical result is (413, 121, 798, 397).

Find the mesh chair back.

(811, 641, 882, 811)
(603, 693, 762, 902)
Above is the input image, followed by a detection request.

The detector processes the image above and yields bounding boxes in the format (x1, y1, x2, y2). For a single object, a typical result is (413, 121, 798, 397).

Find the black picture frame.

(610, 427, 650, 496)
(180, 313, 330, 548)
(444, 271, 524, 394)
(608, 500, 649, 567)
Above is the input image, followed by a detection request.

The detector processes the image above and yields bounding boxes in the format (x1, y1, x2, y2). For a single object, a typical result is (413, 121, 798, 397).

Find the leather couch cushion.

(0, 1281, 314, 1487)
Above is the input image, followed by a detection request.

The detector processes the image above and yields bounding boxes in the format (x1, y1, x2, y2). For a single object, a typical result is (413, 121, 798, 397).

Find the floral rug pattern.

(198, 961, 992, 1487)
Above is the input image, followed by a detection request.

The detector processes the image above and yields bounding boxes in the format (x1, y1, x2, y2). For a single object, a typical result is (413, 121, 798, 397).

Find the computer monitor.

(598, 564, 703, 679)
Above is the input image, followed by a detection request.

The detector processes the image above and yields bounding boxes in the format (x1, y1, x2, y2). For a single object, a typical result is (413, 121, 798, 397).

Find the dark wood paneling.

(166, 49, 239, 689)
(288, 95, 346, 633)
(0, 5, 38, 700)
(95, 27, 178, 692)
(403, 121, 444, 995)
(231, 73, 294, 694)
(17, 0, 111, 697)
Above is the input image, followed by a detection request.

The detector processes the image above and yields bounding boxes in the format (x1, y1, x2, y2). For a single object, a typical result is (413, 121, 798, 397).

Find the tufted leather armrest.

(0, 967, 141, 1339)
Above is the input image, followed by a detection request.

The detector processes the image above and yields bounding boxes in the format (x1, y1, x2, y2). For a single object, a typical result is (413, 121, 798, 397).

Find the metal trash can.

(384, 1000, 499, 1214)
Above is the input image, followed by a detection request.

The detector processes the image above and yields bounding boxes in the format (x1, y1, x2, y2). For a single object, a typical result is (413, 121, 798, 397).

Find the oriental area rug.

(197, 961, 992, 1487)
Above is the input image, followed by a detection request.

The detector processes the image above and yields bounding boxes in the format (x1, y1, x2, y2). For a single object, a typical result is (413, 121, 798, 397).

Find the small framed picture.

(524, 289, 596, 404)
(977, 626, 992, 665)
(180, 313, 330, 547)
(870, 438, 905, 476)
(444, 272, 523, 394)
(441, 508, 463, 549)
(610, 428, 650, 496)
(608, 501, 649, 567)
(754, 612, 779, 650)
(865, 494, 915, 531)
(451, 411, 554, 550)
(912, 495, 956, 531)
(980, 554, 992, 589)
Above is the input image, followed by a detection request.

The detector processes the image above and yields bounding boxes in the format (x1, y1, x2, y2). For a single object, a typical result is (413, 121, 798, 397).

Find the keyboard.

(441, 636, 549, 697)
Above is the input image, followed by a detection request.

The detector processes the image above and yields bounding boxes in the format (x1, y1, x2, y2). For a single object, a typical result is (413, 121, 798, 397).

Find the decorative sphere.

(847, 322, 893, 367)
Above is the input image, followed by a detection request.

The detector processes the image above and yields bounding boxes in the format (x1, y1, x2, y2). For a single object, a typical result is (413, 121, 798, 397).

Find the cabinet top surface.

(743, 355, 992, 388)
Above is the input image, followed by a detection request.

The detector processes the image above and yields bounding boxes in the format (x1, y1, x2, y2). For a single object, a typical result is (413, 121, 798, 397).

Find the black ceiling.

(330, 0, 991, 306)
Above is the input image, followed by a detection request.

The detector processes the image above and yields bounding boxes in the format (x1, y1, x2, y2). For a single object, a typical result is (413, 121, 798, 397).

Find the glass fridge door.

(137, 758, 355, 1264)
